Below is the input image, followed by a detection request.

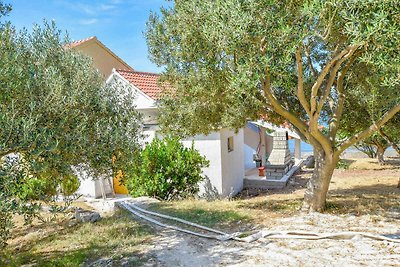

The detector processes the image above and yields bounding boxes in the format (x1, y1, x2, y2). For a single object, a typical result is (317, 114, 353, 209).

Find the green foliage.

(127, 137, 209, 200)
(0, 5, 142, 246)
(146, 0, 400, 209)
(0, 1, 11, 17)
(336, 159, 350, 170)
(0, 156, 40, 248)
(146, 0, 399, 140)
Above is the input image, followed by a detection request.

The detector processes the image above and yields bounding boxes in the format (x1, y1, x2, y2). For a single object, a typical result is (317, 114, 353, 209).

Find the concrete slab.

(82, 194, 133, 214)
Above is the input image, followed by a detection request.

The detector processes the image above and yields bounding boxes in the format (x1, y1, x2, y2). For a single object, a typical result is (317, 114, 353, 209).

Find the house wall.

(244, 124, 268, 169)
(220, 128, 244, 196)
(181, 132, 223, 196)
(74, 166, 113, 198)
(75, 42, 131, 78)
(132, 92, 154, 109)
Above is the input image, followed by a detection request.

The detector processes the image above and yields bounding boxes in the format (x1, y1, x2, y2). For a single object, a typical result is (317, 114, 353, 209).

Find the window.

(227, 136, 234, 152)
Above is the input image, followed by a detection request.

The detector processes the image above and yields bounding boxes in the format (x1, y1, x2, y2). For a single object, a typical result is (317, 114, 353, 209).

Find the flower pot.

(258, 166, 265, 176)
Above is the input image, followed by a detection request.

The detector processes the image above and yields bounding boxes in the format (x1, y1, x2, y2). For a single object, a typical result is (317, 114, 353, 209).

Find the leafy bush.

(0, 155, 81, 248)
(336, 159, 351, 169)
(127, 137, 209, 200)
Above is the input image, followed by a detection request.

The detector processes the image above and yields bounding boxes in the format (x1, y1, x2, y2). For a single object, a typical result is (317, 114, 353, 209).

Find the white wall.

(244, 124, 268, 169)
(74, 166, 113, 198)
(181, 132, 223, 196)
(244, 144, 256, 170)
(133, 91, 154, 109)
(220, 128, 244, 196)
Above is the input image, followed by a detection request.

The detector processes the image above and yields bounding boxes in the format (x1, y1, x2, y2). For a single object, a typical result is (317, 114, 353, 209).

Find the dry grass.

(348, 157, 400, 170)
(1, 211, 153, 267)
(150, 157, 400, 229)
(326, 157, 400, 215)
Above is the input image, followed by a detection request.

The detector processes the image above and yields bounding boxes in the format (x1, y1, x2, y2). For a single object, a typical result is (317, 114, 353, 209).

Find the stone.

(75, 209, 101, 223)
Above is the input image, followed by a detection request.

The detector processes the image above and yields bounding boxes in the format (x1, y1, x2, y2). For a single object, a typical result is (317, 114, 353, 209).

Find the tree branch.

(304, 47, 317, 78)
(379, 128, 400, 154)
(295, 48, 311, 117)
(329, 55, 359, 141)
(336, 104, 400, 156)
(316, 47, 357, 116)
(309, 45, 358, 118)
(260, 66, 308, 137)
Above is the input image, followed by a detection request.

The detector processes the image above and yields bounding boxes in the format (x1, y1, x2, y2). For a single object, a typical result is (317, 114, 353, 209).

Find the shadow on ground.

(326, 184, 400, 216)
(2, 211, 152, 267)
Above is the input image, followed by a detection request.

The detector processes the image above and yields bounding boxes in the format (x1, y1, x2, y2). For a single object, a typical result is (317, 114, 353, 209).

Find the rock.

(74, 209, 101, 223)
(88, 257, 113, 267)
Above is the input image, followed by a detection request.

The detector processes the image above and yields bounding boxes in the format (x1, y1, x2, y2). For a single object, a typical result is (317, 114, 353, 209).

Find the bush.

(127, 137, 209, 200)
(0, 155, 80, 248)
(336, 159, 351, 169)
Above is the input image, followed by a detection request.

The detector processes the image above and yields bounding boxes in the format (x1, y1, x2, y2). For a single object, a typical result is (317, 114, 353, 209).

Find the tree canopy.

(146, 0, 400, 211)
(0, 4, 142, 246)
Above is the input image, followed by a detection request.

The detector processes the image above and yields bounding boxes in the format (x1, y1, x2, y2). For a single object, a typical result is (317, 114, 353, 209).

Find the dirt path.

(141, 212, 400, 267)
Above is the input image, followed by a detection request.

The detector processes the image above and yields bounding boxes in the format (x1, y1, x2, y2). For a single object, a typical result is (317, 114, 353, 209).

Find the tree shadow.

(325, 184, 400, 217)
(2, 211, 153, 267)
(349, 156, 400, 170)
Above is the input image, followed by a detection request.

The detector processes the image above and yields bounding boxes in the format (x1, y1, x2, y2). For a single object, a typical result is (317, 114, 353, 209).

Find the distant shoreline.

(288, 140, 397, 159)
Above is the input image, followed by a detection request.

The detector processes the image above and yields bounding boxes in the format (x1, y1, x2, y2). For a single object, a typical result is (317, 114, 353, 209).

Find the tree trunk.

(354, 143, 377, 158)
(302, 148, 338, 212)
(379, 129, 400, 155)
(376, 144, 386, 165)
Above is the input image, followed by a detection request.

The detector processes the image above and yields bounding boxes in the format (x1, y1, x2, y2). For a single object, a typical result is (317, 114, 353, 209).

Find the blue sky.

(7, 0, 169, 73)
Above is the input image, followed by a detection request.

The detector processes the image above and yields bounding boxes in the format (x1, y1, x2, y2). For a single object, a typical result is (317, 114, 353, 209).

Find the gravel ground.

(141, 212, 400, 267)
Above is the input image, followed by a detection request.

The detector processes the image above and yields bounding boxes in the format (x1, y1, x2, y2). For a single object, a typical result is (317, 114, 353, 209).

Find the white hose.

(118, 200, 400, 243)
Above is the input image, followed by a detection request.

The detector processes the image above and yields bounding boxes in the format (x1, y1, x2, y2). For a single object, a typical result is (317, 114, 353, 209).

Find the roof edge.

(71, 36, 134, 71)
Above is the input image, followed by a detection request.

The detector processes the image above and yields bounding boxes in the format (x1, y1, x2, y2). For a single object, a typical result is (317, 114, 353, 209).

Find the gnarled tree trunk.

(303, 148, 339, 212)
(375, 144, 386, 165)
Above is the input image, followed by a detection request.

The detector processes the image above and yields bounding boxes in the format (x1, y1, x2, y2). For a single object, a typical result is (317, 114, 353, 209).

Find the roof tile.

(66, 36, 96, 48)
(116, 69, 163, 100)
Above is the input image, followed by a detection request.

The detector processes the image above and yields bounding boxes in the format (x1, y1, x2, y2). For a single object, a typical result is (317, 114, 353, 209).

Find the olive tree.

(0, 6, 142, 246)
(146, 0, 400, 211)
(340, 64, 400, 164)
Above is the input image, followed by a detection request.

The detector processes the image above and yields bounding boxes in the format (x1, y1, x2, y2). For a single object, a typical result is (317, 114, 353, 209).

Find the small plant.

(336, 159, 351, 169)
(0, 155, 81, 247)
(127, 137, 209, 200)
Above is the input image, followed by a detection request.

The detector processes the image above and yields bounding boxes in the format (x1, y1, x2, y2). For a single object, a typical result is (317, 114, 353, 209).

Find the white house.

(108, 69, 246, 198)
(72, 36, 303, 199)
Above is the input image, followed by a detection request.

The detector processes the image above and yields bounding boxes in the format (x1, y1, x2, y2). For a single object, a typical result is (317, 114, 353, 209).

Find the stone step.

(243, 178, 288, 189)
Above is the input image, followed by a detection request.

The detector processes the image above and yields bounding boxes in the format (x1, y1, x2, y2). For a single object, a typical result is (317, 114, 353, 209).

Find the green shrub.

(336, 159, 351, 169)
(127, 137, 209, 200)
(0, 155, 80, 248)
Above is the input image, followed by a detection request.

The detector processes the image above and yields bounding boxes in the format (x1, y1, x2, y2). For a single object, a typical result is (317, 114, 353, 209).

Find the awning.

(248, 120, 301, 140)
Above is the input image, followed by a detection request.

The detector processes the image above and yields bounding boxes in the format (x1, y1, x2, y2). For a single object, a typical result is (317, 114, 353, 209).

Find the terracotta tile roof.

(66, 36, 96, 48)
(116, 69, 164, 100)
